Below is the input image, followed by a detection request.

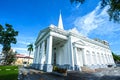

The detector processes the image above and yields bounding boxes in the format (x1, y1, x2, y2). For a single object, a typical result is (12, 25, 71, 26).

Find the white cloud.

(11, 36, 36, 54)
(17, 36, 35, 44)
(13, 47, 28, 55)
(74, 3, 110, 36)
(13, 47, 27, 51)
(18, 41, 30, 45)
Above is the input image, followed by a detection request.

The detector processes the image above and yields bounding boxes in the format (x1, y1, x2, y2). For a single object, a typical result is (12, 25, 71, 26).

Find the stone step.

(81, 66, 95, 73)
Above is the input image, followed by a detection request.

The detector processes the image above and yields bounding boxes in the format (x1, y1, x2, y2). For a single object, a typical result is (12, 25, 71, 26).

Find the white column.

(109, 55, 111, 64)
(37, 45, 40, 64)
(107, 54, 110, 64)
(101, 53, 103, 64)
(46, 35, 53, 64)
(41, 41, 45, 64)
(38, 43, 42, 64)
(43, 35, 53, 72)
(104, 54, 106, 64)
(87, 51, 92, 65)
(90, 51, 93, 65)
(92, 52, 95, 65)
(104, 54, 107, 64)
(83, 49, 87, 66)
(34, 45, 40, 69)
(69, 36, 74, 70)
(74, 47, 81, 71)
(96, 53, 99, 65)
(75, 47, 78, 65)
(95, 52, 98, 65)
(39, 41, 45, 70)
(33, 47, 37, 64)
(99, 53, 102, 65)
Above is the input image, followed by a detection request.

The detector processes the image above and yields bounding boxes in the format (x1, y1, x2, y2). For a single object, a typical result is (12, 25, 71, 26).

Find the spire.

(58, 11, 64, 29)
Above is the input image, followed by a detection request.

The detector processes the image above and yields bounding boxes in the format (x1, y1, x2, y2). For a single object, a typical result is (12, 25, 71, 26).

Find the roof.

(16, 54, 33, 59)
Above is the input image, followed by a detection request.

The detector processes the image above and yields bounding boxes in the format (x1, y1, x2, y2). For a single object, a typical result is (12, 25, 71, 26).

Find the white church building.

(33, 13, 115, 72)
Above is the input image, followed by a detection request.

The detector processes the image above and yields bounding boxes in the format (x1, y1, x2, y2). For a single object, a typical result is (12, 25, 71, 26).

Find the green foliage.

(27, 44, 33, 53)
(0, 24, 18, 65)
(70, 0, 120, 23)
(101, 0, 120, 22)
(112, 52, 120, 61)
(27, 43, 33, 56)
(27, 43, 33, 64)
(53, 66, 67, 73)
(0, 24, 18, 52)
(0, 65, 18, 69)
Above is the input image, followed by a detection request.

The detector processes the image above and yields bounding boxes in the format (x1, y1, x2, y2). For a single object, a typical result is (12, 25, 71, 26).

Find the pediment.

(35, 29, 48, 43)
(38, 32, 45, 39)
(73, 40, 85, 46)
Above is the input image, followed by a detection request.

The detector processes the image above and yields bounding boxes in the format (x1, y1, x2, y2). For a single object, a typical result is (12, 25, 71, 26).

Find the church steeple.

(58, 12, 64, 29)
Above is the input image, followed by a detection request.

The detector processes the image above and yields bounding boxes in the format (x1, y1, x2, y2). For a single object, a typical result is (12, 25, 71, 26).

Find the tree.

(5, 49, 17, 65)
(112, 52, 120, 62)
(27, 43, 33, 64)
(0, 24, 18, 65)
(70, 0, 120, 23)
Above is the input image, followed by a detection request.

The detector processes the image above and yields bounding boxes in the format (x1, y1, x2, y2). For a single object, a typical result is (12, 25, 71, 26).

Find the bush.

(53, 66, 67, 73)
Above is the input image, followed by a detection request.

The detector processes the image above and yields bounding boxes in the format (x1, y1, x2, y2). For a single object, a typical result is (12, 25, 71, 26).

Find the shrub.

(53, 66, 67, 73)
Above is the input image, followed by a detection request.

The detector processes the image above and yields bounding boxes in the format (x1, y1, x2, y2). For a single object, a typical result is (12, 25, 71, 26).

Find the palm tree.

(27, 43, 33, 64)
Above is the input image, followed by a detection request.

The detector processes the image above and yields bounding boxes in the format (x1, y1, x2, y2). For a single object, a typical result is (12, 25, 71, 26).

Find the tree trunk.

(28, 51, 31, 65)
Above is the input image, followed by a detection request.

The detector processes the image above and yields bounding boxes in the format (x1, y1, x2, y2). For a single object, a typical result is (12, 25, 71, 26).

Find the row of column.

(33, 35, 53, 72)
(73, 46, 115, 69)
(85, 50, 115, 66)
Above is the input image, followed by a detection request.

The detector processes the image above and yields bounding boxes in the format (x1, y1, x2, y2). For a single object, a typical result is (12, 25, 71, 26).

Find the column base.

(39, 64, 44, 70)
(32, 64, 39, 69)
(74, 65, 81, 71)
(36, 64, 40, 69)
(63, 64, 74, 70)
(32, 64, 35, 68)
(43, 64, 53, 72)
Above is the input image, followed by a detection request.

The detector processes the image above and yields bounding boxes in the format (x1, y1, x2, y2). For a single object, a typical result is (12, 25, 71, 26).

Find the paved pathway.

(18, 67, 120, 80)
(18, 67, 65, 80)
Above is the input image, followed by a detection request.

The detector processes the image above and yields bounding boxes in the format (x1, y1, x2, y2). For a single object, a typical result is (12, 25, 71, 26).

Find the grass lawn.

(0, 65, 18, 80)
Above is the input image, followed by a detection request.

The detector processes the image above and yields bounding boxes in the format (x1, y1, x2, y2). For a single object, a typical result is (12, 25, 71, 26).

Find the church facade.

(33, 13, 115, 72)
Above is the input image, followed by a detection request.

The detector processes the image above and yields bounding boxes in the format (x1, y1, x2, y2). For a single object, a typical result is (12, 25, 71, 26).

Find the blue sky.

(0, 0, 120, 55)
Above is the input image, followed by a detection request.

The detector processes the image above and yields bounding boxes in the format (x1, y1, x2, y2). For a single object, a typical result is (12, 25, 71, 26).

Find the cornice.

(68, 31, 110, 49)
(49, 26, 68, 36)
(35, 26, 110, 50)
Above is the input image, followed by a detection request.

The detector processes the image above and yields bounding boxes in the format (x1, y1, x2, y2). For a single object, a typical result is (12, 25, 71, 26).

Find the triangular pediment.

(35, 28, 49, 43)
(74, 40, 85, 46)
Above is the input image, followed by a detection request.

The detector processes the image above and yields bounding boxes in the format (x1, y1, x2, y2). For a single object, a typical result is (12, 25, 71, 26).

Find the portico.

(33, 26, 68, 72)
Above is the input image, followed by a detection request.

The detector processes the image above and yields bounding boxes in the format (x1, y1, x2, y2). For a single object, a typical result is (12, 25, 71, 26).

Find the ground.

(18, 66, 120, 80)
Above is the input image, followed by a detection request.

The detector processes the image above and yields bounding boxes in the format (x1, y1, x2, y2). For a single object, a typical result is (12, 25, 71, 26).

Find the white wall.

(70, 34, 115, 67)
